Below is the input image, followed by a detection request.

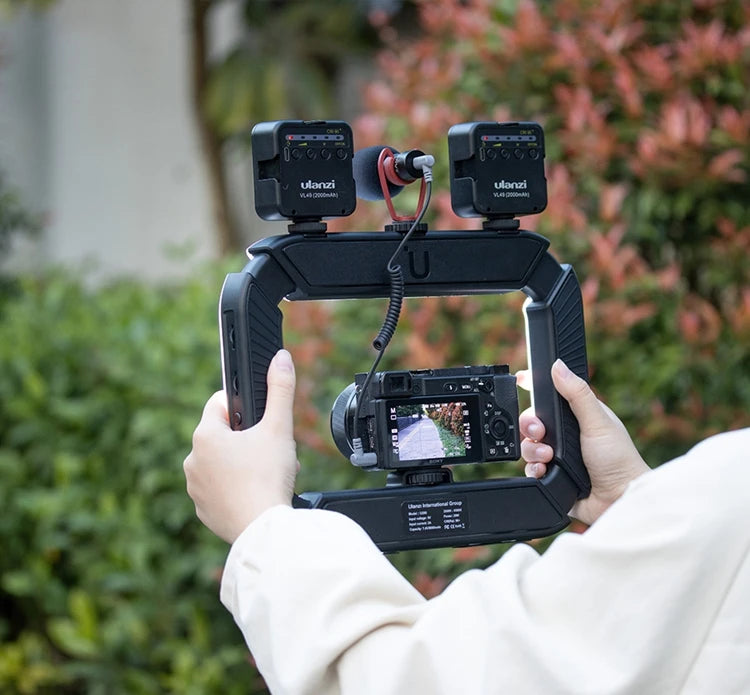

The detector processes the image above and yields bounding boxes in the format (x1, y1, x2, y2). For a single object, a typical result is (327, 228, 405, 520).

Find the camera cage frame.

(220, 227, 590, 552)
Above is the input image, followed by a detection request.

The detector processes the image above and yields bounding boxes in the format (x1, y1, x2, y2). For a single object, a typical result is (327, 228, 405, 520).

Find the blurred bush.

(0, 266, 271, 694)
(0, 172, 41, 254)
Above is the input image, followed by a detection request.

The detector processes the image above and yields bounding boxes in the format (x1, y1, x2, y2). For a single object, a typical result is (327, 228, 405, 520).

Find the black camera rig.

(220, 120, 590, 552)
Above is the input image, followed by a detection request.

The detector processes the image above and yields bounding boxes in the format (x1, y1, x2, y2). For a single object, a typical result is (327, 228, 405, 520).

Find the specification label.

(402, 496, 469, 536)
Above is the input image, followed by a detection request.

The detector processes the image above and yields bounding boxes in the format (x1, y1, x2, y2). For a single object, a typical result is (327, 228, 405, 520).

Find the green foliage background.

(2, 0, 750, 693)
(0, 266, 270, 693)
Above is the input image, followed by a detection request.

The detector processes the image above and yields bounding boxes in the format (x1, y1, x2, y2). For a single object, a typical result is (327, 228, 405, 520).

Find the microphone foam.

(352, 146, 404, 201)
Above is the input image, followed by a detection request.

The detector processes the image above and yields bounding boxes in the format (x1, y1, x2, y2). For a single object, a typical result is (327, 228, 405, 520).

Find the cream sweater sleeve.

(220, 429, 750, 695)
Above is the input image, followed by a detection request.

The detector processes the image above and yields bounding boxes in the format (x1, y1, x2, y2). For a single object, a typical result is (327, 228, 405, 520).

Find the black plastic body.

(251, 120, 357, 222)
(219, 229, 590, 552)
(449, 122, 547, 218)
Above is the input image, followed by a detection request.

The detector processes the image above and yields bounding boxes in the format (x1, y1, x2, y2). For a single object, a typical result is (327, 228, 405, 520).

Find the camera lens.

(330, 383, 357, 458)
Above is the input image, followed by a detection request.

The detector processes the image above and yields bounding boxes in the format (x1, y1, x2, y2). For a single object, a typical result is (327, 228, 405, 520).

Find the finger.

(519, 407, 545, 441)
(551, 359, 612, 433)
(515, 369, 532, 392)
(196, 390, 231, 433)
(525, 462, 547, 479)
(189, 391, 231, 459)
(521, 438, 553, 464)
(261, 349, 296, 437)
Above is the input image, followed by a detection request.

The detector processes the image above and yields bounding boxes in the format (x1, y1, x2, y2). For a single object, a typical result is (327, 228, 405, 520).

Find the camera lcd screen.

(385, 397, 479, 464)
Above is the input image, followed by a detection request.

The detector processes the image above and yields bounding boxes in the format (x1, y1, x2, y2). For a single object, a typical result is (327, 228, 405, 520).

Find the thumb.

(551, 359, 610, 433)
(261, 349, 296, 437)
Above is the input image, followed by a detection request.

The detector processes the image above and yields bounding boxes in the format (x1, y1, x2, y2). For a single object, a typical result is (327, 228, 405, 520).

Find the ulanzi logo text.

(301, 180, 336, 190)
(494, 180, 528, 190)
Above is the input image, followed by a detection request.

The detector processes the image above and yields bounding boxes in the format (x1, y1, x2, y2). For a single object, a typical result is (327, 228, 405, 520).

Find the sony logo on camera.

(300, 179, 336, 190)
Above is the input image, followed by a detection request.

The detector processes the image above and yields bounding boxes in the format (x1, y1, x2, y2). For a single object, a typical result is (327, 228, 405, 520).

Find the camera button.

(306, 148, 317, 159)
(529, 148, 540, 160)
(320, 149, 332, 160)
(291, 148, 303, 160)
(514, 148, 524, 159)
(489, 416, 508, 439)
(486, 148, 497, 160)
(336, 149, 348, 160)
(232, 411, 243, 427)
(444, 382, 458, 393)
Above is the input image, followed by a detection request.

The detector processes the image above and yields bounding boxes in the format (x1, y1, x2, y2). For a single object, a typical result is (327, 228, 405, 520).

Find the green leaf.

(47, 618, 100, 659)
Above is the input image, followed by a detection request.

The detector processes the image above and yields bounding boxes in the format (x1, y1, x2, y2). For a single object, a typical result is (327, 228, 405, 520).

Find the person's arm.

(218, 428, 750, 695)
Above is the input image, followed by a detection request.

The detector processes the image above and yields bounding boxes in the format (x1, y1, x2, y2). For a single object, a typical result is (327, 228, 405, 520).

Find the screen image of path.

(391, 402, 470, 461)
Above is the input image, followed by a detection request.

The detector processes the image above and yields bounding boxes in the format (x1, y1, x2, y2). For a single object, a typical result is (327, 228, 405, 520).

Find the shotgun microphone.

(353, 146, 435, 201)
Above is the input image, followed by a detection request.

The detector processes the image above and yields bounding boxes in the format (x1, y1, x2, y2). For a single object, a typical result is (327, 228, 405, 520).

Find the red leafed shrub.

(318, 0, 750, 469)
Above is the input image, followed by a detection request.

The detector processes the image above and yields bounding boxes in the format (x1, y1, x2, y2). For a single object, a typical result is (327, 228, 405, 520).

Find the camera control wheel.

(489, 414, 510, 440)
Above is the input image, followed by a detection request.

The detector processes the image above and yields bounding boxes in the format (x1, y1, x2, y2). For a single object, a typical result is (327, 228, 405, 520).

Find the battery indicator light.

(481, 134, 537, 143)
(286, 133, 345, 142)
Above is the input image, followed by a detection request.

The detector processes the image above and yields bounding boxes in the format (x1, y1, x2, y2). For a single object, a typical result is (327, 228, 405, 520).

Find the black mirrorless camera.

(220, 119, 590, 552)
(331, 366, 520, 478)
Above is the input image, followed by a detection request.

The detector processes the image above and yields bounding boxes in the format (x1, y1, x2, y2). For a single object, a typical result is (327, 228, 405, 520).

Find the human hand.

(517, 359, 650, 526)
(183, 349, 300, 543)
